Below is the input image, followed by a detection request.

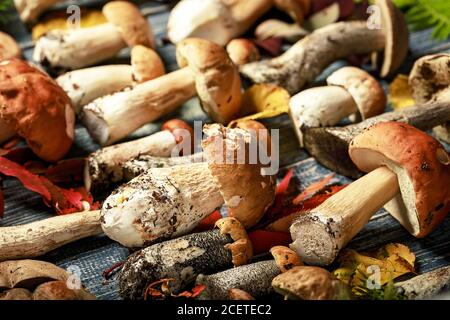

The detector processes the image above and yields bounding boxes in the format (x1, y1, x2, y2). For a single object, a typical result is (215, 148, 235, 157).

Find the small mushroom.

(56, 45, 165, 113)
(0, 31, 22, 61)
(226, 39, 260, 66)
(81, 38, 242, 146)
(228, 288, 255, 300)
(13, 0, 60, 24)
(241, 0, 409, 94)
(84, 119, 193, 192)
(0, 59, 75, 162)
(290, 122, 450, 265)
(101, 124, 275, 248)
(272, 266, 352, 300)
(290, 66, 386, 147)
(409, 53, 450, 144)
(33, 1, 155, 70)
(167, 0, 272, 45)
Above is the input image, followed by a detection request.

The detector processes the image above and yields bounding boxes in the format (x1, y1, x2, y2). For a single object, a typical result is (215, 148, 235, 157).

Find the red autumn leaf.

(253, 37, 283, 56)
(24, 160, 47, 174)
(338, 0, 355, 19)
(2, 137, 21, 150)
(194, 210, 222, 232)
(248, 230, 292, 254)
(45, 158, 85, 184)
(2, 147, 38, 165)
(174, 284, 206, 299)
(276, 168, 293, 195)
(0, 185, 4, 219)
(292, 174, 334, 205)
(264, 168, 294, 221)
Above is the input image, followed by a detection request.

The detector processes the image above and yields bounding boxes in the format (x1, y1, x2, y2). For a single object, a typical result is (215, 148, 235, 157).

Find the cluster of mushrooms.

(0, 0, 449, 300)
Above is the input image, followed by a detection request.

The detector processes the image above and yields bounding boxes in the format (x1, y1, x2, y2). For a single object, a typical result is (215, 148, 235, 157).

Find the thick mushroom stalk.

(101, 124, 275, 247)
(167, 0, 272, 45)
(33, 1, 154, 70)
(14, 0, 60, 24)
(0, 210, 102, 261)
(81, 38, 241, 146)
(290, 122, 450, 266)
(240, 0, 408, 94)
(290, 66, 386, 147)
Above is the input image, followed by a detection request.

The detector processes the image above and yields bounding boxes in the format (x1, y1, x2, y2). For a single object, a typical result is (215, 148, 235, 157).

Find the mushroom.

(196, 246, 302, 300)
(0, 210, 102, 261)
(0, 259, 95, 300)
(290, 122, 450, 265)
(240, 0, 409, 94)
(272, 266, 352, 300)
(0, 59, 74, 162)
(84, 119, 193, 192)
(33, 1, 155, 70)
(273, 0, 311, 25)
(80, 38, 242, 146)
(101, 124, 276, 248)
(56, 45, 165, 113)
(13, 0, 60, 24)
(226, 39, 260, 66)
(290, 66, 386, 147)
(118, 217, 252, 299)
(0, 31, 22, 61)
(255, 19, 309, 43)
(409, 53, 450, 144)
(167, 0, 273, 46)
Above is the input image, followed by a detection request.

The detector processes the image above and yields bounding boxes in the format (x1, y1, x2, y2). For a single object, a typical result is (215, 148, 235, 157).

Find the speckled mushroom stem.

(81, 68, 196, 146)
(123, 152, 205, 181)
(118, 229, 233, 300)
(0, 210, 102, 261)
(33, 24, 126, 70)
(84, 130, 178, 192)
(240, 21, 385, 94)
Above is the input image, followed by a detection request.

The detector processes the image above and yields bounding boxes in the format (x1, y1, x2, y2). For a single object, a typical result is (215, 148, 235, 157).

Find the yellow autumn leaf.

(228, 84, 290, 127)
(388, 74, 415, 111)
(32, 10, 107, 40)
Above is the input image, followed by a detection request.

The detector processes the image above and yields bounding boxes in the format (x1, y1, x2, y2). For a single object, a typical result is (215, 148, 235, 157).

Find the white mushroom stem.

(81, 67, 196, 146)
(56, 65, 133, 114)
(84, 130, 178, 192)
(33, 23, 126, 70)
(14, 0, 60, 23)
(289, 86, 358, 147)
(290, 166, 399, 266)
(0, 210, 102, 261)
(101, 162, 223, 248)
(255, 19, 309, 43)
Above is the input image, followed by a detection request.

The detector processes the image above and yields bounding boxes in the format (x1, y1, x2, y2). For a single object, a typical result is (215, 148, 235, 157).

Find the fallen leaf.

(248, 229, 292, 254)
(292, 174, 334, 205)
(143, 278, 206, 300)
(193, 210, 222, 232)
(253, 37, 283, 56)
(228, 84, 290, 127)
(44, 158, 85, 184)
(388, 74, 415, 111)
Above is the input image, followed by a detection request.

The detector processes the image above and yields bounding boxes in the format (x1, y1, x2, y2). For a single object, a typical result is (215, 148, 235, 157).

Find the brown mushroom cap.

(409, 54, 450, 104)
(327, 66, 386, 120)
(274, 0, 311, 25)
(102, 1, 155, 49)
(176, 38, 242, 124)
(372, 0, 409, 77)
(32, 280, 96, 300)
(130, 45, 165, 83)
(0, 31, 21, 61)
(349, 122, 450, 237)
(202, 124, 276, 228)
(226, 39, 260, 66)
(0, 59, 75, 162)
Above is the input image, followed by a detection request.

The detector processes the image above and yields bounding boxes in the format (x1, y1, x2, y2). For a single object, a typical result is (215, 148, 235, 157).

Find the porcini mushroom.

(56, 45, 165, 113)
(226, 39, 260, 66)
(167, 0, 272, 46)
(81, 38, 242, 146)
(409, 53, 450, 144)
(101, 124, 275, 248)
(0, 59, 75, 162)
(290, 66, 386, 147)
(118, 217, 252, 299)
(290, 122, 450, 265)
(84, 119, 193, 192)
(33, 1, 155, 70)
(13, 0, 60, 24)
(0, 31, 22, 61)
(240, 0, 409, 94)
(274, 0, 311, 25)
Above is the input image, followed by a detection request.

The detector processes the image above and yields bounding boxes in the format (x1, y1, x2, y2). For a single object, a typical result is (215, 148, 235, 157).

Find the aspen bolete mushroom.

(409, 53, 450, 144)
(226, 39, 260, 66)
(290, 66, 386, 147)
(241, 0, 409, 94)
(0, 59, 75, 162)
(33, 1, 155, 70)
(56, 45, 165, 113)
(101, 123, 275, 248)
(167, 0, 272, 46)
(81, 38, 242, 146)
(0, 31, 21, 61)
(290, 122, 450, 265)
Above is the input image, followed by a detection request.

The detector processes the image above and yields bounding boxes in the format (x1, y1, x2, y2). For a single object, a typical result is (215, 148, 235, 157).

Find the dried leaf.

(44, 158, 85, 184)
(248, 230, 292, 254)
(228, 84, 290, 127)
(292, 174, 334, 205)
(143, 278, 206, 300)
(253, 37, 283, 56)
(193, 210, 222, 232)
(388, 74, 415, 111)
